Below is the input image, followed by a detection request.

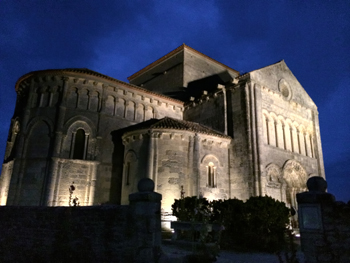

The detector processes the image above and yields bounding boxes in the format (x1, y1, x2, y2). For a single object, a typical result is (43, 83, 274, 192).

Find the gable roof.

(127, 44, 239, 81)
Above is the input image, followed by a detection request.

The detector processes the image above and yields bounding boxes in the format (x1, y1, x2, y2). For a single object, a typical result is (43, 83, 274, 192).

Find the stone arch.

(125, 101, 135, 120)
(105, 95, 116, 115)
(48, 86, 60, 107)
(264, 111, 275, 147)
(270, 112, 279, 147)
(145, 106, 154, 120)
(67, 87, 78, 108)
(278, 116, 288, 150)
(31, 87, 40, 108)
(88, 91, 99, 111)
(21, 119, 52, 205)
(116, 98, 125, 117)
(201, 154, 221, 188)
(262, 110, 270, 145)
(298, 124, 307, 156)
(39, 86, 49, 107)
(123, 150, 138, 188)
(201, 154, 221, 166)
(282, 160, 308, 189)
(25, 119, 52, 159)
(290, 121, 300, 153)
(63, 117, 97, 160)
(305, 128, 315, 158)
(64, 116, 97, 137)
(124, 149, 138, 161)
(265, 163, 282, 201)
(26, 116, 54, 137)
(282, 159, 308, 227)
(135, 103, 145, 122)
(77, 88, 89, 109)
(274, 114, 284, 149)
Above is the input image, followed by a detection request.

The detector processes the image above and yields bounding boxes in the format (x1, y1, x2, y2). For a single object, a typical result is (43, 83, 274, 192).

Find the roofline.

(15, 68, 184, 105)
(127, 44, 240, 81)
(123, 127, 232, 140)
(236, 60, 285, 79)
(121, 117, 232, 139)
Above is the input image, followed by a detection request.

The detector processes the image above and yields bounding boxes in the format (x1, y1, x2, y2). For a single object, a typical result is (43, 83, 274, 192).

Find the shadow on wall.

(187, 70, 233, 98)
(110, 130, 125, 204)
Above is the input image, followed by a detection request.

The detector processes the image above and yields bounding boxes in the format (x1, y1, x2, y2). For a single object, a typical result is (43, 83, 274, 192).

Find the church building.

(0, 44, 325, 218)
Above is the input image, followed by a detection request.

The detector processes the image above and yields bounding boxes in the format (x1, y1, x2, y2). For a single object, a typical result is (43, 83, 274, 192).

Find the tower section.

(0, 69, 183, 206)
(231, 61, 325, 226)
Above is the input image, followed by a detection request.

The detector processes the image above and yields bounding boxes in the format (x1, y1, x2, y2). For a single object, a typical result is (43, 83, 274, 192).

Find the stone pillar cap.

(138, 178, 154, 192)
(307, 176, 327, 192)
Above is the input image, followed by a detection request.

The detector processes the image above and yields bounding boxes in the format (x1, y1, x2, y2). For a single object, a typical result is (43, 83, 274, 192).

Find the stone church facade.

(0, 44, 325, 218)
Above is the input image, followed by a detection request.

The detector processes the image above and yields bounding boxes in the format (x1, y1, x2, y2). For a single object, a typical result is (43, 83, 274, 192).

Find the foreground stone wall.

(297, 177, 350, 263)
(0, 178, 162, 263)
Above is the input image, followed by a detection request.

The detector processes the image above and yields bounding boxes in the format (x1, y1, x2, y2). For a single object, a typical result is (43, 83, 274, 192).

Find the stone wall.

(0, 178, 162, 263)
(297, 177, 350, 263)
(1, 69, 183, 206)
(121, 128, 231, 215)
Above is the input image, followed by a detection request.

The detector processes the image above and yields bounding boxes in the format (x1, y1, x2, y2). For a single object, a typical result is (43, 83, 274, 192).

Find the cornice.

(14, 68, 184, 106)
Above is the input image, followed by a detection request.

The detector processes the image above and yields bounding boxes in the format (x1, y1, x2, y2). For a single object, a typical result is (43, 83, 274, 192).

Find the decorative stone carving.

(282, 160, 307, 188)
(278, 78, 292, 100)
(265, 163, 281, 188)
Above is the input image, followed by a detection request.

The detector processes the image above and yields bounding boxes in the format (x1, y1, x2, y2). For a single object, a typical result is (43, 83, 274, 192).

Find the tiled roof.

(15, 68, 184, 105)
(123, 117, 231, 139)
(127, 44, 239, 81)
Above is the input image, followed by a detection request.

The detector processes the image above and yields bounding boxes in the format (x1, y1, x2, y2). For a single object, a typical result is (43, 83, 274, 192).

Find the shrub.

(172, 196, 211, 222)
(242, 196, 290, 252)
(172, 195, 291, 252)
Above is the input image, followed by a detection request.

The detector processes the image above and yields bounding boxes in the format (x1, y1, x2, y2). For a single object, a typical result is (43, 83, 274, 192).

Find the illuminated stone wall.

(121, 127, 231, 215)
(0, 46, 325, 215)
(0, 69, 183, 206)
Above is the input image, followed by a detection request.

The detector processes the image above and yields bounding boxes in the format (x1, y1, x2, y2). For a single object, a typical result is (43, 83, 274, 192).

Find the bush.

(172, 196, 211, 222)
(241, 196, 290, 252)
(172, 196, 291, 252)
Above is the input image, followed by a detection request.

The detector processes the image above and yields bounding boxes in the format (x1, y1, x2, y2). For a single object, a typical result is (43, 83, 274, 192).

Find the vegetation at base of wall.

(172, 196, 211, 222)
(172, 196, 291, 253)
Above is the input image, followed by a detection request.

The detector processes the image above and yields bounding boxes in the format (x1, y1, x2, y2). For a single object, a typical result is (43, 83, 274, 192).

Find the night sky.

(1, 1, 349, 201)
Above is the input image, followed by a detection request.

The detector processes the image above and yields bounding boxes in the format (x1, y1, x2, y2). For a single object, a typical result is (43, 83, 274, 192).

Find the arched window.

(207, 162, 216, 188)
(72, 129, 86, 159)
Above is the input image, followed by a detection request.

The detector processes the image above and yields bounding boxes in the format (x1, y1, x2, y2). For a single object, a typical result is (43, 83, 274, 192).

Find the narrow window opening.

(73, 129, 85, 159)
(125, 162, 130, 185)
(207, 162, 216, 188)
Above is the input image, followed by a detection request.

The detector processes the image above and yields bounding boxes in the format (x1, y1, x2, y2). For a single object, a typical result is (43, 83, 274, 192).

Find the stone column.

(45, 157, 61, 206)
(312, 110, 325, 178)
(87, 162, 98, 205)
(193, 134, 201, 197)
(129, 178, 162, 263)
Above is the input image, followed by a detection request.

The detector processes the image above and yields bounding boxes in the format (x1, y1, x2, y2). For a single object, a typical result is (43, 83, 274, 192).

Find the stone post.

(296, 176, 335, 263)
(129, 178, 162, 263)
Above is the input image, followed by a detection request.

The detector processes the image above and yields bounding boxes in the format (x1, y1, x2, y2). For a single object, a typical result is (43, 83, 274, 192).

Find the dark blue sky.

(1, 1, 349, 201)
